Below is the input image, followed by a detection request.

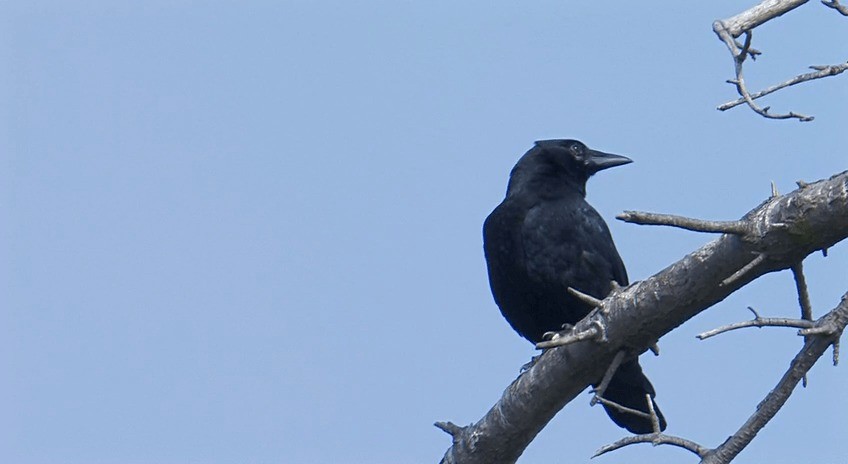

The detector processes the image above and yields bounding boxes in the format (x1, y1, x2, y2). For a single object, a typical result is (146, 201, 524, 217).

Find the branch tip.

(618, 211, 748, 234)
(435, 421, 465, 438)
(720, 253, 767, 288)
(567, 287, 604, 307)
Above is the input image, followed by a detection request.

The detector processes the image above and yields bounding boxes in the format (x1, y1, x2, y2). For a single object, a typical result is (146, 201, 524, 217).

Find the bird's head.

(506, 139, 632, 198)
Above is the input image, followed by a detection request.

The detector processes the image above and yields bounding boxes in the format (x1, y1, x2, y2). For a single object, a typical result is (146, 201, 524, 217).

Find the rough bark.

(438, 171, 848, 464)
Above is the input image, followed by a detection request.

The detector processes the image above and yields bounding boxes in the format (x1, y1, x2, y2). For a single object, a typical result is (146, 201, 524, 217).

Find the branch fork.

(712, 0, 846, 121)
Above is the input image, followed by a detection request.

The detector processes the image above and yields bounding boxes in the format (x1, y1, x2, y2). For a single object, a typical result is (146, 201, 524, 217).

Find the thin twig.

(648, 343, 660, 356)
(567, 287, 603, 307)
(617, 211, 748, 234)
(697, 310, 815, 340)
(822, 0, 848, 15)
(791, 263, 813, 321)
(720, 253, 767, 288)
(594, 433, 711, 459)
(592, 396, 651, 420)
(713, 23, 814, 121)
(718, 62, 848, 111)
(590, 351, 626, 405)
(434, 421, 465, 440)
(792, 262, 814, 386)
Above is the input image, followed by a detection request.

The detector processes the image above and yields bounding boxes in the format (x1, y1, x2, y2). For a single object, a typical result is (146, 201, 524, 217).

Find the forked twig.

(718, 62, 848, 111)
(713, 21, 815, 121)
(593, 433, 711, 459)
(697, 306, 815, 340)
(595, 397, 708, 460)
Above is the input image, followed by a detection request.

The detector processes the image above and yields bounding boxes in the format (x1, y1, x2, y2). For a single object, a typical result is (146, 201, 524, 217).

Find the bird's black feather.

(483, 139, 666, 434)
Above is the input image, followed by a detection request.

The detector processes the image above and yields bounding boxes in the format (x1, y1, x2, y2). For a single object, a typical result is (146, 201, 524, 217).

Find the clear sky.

(2, 2, 846, 463)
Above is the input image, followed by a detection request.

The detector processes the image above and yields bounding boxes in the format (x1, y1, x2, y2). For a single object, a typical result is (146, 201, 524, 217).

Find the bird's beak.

(585, 150, 633, 174)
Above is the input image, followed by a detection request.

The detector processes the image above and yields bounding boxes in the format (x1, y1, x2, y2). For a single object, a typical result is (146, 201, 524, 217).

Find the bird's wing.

(522, 200, 628, 298)
(483, 198, 530, 306)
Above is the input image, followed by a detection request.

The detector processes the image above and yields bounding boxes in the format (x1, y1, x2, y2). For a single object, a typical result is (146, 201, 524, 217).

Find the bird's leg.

(590, 350, 626, 405)
(535, 321, 606, 349)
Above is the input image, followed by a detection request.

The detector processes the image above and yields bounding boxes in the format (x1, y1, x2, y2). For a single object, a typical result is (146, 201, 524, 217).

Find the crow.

(483, 139, 665, 434)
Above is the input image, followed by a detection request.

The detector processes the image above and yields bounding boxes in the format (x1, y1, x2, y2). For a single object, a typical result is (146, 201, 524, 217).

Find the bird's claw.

(542, 324, 575, 341)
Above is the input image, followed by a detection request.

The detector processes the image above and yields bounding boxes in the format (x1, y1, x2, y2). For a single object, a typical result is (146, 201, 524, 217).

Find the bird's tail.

(597, 359, 666, 434)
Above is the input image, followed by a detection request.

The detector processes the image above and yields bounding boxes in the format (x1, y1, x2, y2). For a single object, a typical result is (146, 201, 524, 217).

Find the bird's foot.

(542, 323, 575, 341)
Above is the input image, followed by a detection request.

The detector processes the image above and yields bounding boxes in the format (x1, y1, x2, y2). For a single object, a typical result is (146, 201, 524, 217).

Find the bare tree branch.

(696, 306, 815, 340)
(594, 433, 711, 459)
(717, 62, 848, 111)
(700, 292, 848, 464)
(716, 0, 810, 37)
(791, 263, 814, 321)
(792, 262, 815, 385)
(714, 26, 814, 121)
(711, 1, 847, 121)
(822, 0, 848, 15)
(590, 350, 626, 405)
(438, 171, 848, 464)
(616, 212, 748, 234)
(721, 253, 768, 287)
(567, 286, 603, 307)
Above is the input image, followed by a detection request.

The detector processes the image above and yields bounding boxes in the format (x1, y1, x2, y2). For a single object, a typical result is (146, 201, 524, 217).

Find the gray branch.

(700, 292, 848, 464)
(594, 433, 711, 459)
(712, 0, 846, 121)
(822, 0, 848, 15)
(716, 0, 810, 37)
(616, 212, 748, 234)
(696, 308, 815, 340)
(438, 171, 848, 464)
(717, 62, 848, 111)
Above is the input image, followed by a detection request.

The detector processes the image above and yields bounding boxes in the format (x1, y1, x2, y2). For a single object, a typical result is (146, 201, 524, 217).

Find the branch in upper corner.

(697, 306, 815, 340)
(715, 0, 810, 37)
(712, 19, 818, 121)
(616, 211, 748, 234)
(822, 0, 848, 15)
(701, 292, 848, 464)
(717, 62, 848, 111)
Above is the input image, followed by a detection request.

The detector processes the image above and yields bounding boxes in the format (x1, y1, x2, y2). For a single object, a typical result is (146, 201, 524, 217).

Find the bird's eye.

(570, 144, 583, 157)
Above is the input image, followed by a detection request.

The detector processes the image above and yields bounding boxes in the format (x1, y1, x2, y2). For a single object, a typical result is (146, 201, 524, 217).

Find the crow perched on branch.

(483, 139, 666, 434)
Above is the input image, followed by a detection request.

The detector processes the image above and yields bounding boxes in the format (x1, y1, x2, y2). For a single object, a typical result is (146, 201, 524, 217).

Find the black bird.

(483, 139, 665, 434)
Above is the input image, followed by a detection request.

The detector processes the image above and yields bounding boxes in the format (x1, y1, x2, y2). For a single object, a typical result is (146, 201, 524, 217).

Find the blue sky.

(2, 2, 846, 463)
